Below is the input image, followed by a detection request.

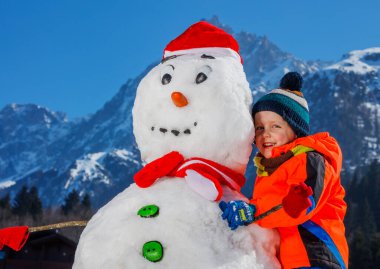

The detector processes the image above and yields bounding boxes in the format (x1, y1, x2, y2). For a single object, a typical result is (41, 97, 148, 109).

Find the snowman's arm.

(183, 169, 223, 201)
(134, 151, 184, 188)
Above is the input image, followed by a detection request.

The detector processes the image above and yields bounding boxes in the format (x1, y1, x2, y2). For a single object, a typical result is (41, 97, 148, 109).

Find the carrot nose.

(171, 92, 188, 107)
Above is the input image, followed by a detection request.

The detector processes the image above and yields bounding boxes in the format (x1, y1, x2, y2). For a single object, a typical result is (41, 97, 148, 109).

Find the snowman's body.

(73, 180, 279, 269)
(73, 22, 280, 269)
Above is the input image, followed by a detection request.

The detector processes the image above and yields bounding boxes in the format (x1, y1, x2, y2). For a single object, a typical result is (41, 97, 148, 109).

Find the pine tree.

(0, 193, 11, 210)
(0, 193, 12, 223)
(11, 185, 43, 221)
(29, 186, 42, 220)
(344, 201, 357, 236)
(350, 229, 373, 269)
(367, 160, 380, 228)
(346, 169, 359, 202)
(61, 189, 80, 215)
(79, 193, 93, 219)
(361, 199, 377, 235)
(81, 193, 91, 210)
(347, 161, 380, 267)
(12, 185, 30, 216)
(370, 233, 380, 269)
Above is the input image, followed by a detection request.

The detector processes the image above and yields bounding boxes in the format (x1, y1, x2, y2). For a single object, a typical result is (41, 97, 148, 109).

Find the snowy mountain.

(0, 74, 146, 207)
(0, 20, 378, 208)
(305, 48, 380, 169)
(0, 104, 70, 184)
(207, 16, 322, 96)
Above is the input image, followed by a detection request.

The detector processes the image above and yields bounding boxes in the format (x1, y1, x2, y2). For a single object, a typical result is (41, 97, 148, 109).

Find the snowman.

(73, 22, 280, 269)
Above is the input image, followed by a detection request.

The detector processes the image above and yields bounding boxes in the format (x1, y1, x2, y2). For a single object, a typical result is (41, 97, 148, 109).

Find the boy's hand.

(282, 182, 313, 218)
(219, 200, 256, 230)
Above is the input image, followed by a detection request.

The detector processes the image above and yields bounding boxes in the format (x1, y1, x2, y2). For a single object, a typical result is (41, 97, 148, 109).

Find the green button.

(137, 205, 159, 218)
(142, 241, 163, 262)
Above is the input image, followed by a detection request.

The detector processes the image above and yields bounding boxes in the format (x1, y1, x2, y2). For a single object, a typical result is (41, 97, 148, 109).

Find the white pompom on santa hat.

(163, 21, 243, 63)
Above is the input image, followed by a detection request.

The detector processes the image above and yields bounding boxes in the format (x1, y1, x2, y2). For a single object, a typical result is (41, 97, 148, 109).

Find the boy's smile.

(254, 111, 297, 158)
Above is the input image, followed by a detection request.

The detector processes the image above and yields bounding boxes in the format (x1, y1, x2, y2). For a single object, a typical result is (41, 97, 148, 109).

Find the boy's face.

(254, 111, 297, 158)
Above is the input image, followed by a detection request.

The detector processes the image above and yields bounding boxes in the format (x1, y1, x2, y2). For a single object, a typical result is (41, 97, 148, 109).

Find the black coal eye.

(160, 64, 174, 85)
(161, 73, 172, 85)
(196, 72, 207, 84)
(195, 65, 212, 84)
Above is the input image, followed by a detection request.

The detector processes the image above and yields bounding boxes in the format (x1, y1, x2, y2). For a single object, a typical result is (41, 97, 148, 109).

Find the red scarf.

(134, 151, 246, 201)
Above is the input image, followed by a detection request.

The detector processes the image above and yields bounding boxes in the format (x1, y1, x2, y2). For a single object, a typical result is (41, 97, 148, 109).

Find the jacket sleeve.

(251, 152, 341, 228)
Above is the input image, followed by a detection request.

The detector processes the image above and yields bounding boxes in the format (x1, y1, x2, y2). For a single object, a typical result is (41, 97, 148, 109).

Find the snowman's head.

(132, 22, 254, 174)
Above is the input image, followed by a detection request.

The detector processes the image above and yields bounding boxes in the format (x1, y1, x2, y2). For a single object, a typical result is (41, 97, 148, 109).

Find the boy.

(219, 72, 348, 269)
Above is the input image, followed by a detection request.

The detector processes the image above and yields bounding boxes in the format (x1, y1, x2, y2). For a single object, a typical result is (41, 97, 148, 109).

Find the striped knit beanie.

(251, 72, 310, 137)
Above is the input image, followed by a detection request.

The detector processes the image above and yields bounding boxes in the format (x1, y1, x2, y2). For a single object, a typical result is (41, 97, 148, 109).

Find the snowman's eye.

(161, 74, 172, 85)
(196, 73, 207, 84)
(195, 65, 212, 84)
(160, 65, 174, 85)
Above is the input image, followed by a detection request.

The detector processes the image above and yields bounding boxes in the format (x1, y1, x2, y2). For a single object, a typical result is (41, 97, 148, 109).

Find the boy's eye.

(273, 124, 281, 128)
(255, 126, 264, 131)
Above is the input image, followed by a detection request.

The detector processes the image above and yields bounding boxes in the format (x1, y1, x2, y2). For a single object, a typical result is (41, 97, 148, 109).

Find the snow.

(65, 152, 108, 189)
(0, 180, 15, 189)
(112, 149, 140, 165)
(325, 47, 380, 74)
(249, 55, 320, 100)
(74, 181, 280, 269)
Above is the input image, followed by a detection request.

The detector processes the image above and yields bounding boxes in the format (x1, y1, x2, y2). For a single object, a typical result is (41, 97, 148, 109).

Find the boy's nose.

(263, 129, 271, 138)
(171, 91, 188, 107)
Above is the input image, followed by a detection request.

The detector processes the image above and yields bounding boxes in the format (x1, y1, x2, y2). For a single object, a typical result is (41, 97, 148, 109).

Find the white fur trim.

(270, 89, 309, 111)
(164, 47, 241, 63)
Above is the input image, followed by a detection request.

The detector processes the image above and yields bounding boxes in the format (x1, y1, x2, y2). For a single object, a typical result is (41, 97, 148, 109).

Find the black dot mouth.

(171, 130, 180, 136)
(151, 122, 197, 136)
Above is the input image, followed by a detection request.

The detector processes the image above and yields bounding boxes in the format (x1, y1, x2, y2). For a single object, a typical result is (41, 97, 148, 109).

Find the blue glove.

(219, 200, 256, 230)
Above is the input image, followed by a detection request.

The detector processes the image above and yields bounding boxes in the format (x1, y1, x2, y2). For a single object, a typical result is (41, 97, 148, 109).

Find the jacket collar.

(254, 145, 314, 176)
(253, 132, 335, 177)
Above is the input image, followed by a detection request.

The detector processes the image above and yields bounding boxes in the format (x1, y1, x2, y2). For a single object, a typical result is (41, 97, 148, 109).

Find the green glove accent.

(142, 241, 163, 262)
(137, 205, 159, 218)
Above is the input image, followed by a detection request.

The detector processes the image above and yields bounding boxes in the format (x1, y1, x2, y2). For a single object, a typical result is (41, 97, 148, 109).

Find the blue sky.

(1, 0, 379, 118)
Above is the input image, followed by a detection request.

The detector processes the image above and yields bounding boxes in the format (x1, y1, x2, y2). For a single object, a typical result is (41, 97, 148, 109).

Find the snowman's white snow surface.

(73, 54, 280, 269)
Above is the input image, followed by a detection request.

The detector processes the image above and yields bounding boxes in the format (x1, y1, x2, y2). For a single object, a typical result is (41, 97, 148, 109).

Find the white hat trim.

(270, 89, 309, 111)
(164, 47, 241, 63)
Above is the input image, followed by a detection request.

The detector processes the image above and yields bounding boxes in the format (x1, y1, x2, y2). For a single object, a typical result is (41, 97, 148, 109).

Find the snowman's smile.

(151, 121, 198, 136)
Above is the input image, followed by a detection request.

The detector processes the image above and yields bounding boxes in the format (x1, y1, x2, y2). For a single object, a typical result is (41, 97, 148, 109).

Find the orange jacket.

(251, 132, 348, 269)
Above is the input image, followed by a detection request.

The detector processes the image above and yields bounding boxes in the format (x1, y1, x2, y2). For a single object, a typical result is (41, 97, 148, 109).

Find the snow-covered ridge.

(111, 149, 140, 165)
(62, 148, 140, 201)
(65, 152, 109, 189)
(0, 103, 68, 124)
(0, 180, 15, 190)
(325, 47, 380, 74)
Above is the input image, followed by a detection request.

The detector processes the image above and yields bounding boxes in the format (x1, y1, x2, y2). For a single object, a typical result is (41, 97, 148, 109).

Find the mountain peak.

(325, 47, 380, 74)
(0, 103, 68, 126)
(204, 16, 234, 34)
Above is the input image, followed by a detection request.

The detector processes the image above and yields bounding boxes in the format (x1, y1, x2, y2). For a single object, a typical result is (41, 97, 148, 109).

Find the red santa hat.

(163, 21, 243, 63)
